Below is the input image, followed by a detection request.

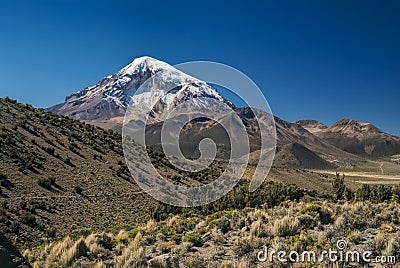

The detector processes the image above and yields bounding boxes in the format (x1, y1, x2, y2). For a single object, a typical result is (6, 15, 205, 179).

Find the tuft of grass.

(381, 223, 395, 233)
(272, 215, 300, 237)
(94, 261, 106, 268)
(347, 230, 363, 244)
(46, 236, 74, 265)
(249, 220, 265, 239)
(114, 229, 129, 244)
(146, 219, 158, 233)
(60, 237, 88, 267)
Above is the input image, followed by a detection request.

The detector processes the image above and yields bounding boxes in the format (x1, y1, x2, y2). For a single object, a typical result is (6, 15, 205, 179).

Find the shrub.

(299, 203, 322, 214)
(216, 216, 231, 234)
(46, 228, 57, 238)
(127, 227, 142, 240)
(347, 230, 362, 243)
(37, 177, 52, 189)
(70, 228, 92, 238)
(286, 234, 319, 250)
(74, 186, 83, 195)
(156, 241, 175, 254)
(381, 223, 395, 233)
(178, 217, 200, 232)
(64, 156, 73, 165)
(319, 206, 333, 224)
(45, 147, 55, 155)
(160, 226, 182, 244)
(10, 221, 20, 234)
(332, 173, 345, 200)
(20, 212, 36, 226)
(182, 233, 202, 247)
(183, 255, 207, 268)
(233, 237, 253, 256)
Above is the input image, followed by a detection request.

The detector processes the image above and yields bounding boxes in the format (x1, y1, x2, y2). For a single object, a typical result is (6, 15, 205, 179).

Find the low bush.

(182, 233, 202, 247)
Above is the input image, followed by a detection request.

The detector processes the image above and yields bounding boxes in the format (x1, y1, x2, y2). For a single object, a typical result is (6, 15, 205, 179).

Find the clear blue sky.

(0, 0, 399, 135)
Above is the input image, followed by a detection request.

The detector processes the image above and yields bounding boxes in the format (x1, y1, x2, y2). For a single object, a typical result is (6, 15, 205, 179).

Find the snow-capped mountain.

(48, 56, 229, 127)
(48, 55, 400, 168)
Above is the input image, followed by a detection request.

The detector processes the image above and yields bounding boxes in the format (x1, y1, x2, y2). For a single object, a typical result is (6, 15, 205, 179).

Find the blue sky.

(0, 0, 399, 135)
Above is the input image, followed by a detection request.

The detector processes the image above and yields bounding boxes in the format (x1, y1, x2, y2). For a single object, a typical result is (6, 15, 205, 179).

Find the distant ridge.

(297, 118, 400, 157)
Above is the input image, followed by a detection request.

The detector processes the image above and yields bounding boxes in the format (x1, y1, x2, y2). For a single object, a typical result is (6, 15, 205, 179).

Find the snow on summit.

(48, 56, 229, 124)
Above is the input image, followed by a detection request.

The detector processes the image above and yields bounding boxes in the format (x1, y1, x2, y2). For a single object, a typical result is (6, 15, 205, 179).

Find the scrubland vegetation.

(25, 177, 400, 267)
(27, 198, 400, 267)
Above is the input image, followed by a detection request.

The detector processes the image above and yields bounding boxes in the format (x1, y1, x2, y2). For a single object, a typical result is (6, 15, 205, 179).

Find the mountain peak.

(331, 118, 352, 126)
(329, 118, 381, 133)
(118, 56, 171, 76)
(48, 56, 227, 125)
(295, 120, 327, 134)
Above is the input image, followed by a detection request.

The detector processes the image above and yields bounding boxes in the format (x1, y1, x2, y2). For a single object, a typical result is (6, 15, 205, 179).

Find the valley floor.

(311, 169, 400, 185)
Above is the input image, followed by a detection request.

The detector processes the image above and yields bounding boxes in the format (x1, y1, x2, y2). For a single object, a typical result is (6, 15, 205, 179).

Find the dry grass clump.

(156, 241, 176, 254)
(41, 236, 88, 267)
(233, 236, 263, 257)
(60, 237, 88, 266)
(249, 219, 265, 239)
(148, 257, 168, 268)
(272, 215, 300, 237)
(147, 218, 158, 233)
(32, 228, 147, 267)
(237, 257, 251, 268)
(167, 215, 179, 227)
(22, 249, 34, 264)
(182, 254, 207, 268)
(114, 229, 129, 244)
(374, 231, 387, 252)
(220, 260, 234, 268)
(116, 244, 145, 267)
(45, 236, 74, 265)
(93, 260, 106, 268)
(115, 232, 146, 267)
(254, 208, 269, 222)
(376, 202, 400, 224)
(378, 234, 400, 257)
(347, 229, 362, 243)
(334, 214, 346, 229)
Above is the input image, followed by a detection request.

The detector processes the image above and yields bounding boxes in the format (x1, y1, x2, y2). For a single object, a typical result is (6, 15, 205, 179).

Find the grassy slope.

(0, 97, 152, 248)
(0, 98, 233, 249)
